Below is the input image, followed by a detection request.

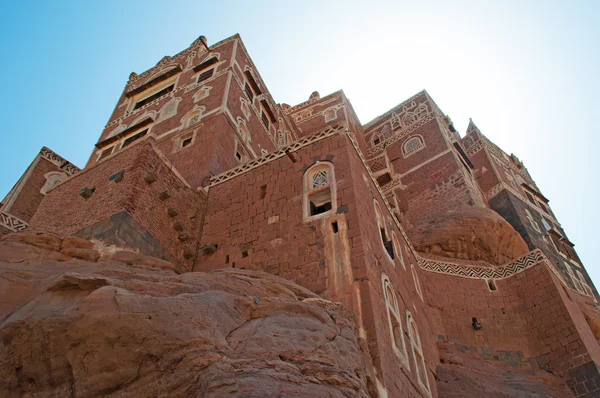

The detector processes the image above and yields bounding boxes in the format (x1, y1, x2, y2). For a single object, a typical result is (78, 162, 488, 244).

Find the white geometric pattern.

(0, 212, 28, 232)
(311, 170, 328, 189)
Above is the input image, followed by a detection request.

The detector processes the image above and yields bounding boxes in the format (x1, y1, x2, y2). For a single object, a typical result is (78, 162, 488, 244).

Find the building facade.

(2, 34, 599, 397)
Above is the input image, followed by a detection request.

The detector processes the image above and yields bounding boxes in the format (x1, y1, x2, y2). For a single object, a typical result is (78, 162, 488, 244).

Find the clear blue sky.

(1, 1, 599, 286)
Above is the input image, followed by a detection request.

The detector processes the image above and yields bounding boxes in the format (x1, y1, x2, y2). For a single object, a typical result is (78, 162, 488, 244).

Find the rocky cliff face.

(407, 206, 530, 266)
(0, 232, 375, 397)
(436, 343, 573, 397)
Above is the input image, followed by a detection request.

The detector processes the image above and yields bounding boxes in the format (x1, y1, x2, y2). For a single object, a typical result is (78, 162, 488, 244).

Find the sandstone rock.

(437, 343, 573, 397)
(60, 247, 101, 262)
(61, 236, 95, 250)
(407, 205, 529, 265)
(110, 250, 180, 273)
(0, 234, 373, 397)
(1, 230, 62, 252)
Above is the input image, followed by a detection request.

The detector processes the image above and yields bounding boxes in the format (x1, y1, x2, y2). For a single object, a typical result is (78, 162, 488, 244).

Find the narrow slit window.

(375, 200, 394, 260)
(244, 83, 254, 101)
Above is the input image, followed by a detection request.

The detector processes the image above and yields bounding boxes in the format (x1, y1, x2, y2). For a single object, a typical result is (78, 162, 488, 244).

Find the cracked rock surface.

(0, 232, 373, 397)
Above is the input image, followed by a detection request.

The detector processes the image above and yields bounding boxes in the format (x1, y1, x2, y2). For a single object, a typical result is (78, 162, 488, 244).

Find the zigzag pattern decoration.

(40, 147, 80, 176)
(417, 249, 546, 280)
(0, 212, 28, 232)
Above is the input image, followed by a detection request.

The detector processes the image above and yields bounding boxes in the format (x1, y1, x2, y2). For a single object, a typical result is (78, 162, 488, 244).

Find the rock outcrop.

(0, 232, 374, 397)
(407, 206, 530, 265)
(436, 343, 573, 397)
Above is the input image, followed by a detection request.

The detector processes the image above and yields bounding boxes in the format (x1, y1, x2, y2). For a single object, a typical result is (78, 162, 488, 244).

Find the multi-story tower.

(2, 33, 600, 397)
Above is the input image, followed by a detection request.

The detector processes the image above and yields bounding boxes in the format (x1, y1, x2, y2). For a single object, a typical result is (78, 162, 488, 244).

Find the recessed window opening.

(304, 162, 336, 220)
(375, 200, 394, 260)
(193, 57, 218, 73)
(197, 69, 214, 83)
(225, 255, 229, 264)
(331, 221, 339, 233)
(261, 110, 270, 129)
(374, 137, 381, 145)
(260, 185, 267, 199)
(242, 250, 248, 258)
(181, 137, 192, 148)
(98, 146, 114, 161)
(122, 129, 148, 148)
(524, 191, 536, 205)
(244, 70, 262, 95)
(309, 171, 332, 216)
(244, 83, 254, 101)
(134, 85, 174, 110)
(488, 279, 497, 291)
(235, 151, 242, 161)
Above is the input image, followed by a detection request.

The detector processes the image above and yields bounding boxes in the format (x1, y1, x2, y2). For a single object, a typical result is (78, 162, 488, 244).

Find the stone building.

(1, 34, 599, 397)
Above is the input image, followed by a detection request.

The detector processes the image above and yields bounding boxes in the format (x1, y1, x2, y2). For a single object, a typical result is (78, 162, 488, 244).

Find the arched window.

(407, 312, 431, 395)
(40, 172, 67, 195)
(303, 162, 336, 219)
(411, 264, 423, 300)
(181, 107, 205, 128)
(382, 275, 409, 367)
(403, 136, 425, 157)
(374, 200, 394, 261)
(392, 231, 405, 269)
(324, 108, 337, 122)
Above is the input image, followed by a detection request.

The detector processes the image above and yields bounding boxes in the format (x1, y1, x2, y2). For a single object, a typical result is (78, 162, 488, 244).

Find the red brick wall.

(199, 130, 439, 397)
(30, 139, 205, 269)
(4, 157, 67, 223)
(420, 259, 600, 385)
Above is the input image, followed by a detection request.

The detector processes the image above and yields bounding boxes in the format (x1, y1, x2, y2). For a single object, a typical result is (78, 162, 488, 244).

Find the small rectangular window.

(134, 85, 174, 110)
(98, 146, 114, 161)
(235, 151, 242, 161)
(197, 69, 214, 83)
(181, 137, 192, 148)
(122, 129, 148, 148)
